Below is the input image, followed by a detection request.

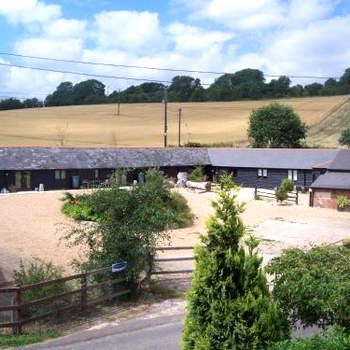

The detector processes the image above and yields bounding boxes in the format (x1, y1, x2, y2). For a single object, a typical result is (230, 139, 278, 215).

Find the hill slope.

(0, 95, 348, 147)
(307, 96, 350, 147)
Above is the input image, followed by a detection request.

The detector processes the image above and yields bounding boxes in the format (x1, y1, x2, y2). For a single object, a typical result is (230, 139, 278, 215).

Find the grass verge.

(0, 330, 60, 348)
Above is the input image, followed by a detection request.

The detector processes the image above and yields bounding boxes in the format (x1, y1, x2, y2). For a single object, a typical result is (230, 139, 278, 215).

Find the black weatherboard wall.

(0, 147, 341, 191)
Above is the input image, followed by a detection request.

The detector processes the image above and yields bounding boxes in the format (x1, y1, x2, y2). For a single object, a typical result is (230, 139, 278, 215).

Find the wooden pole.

(178, 106, 182, 147)
(14, 287, 22, 335)
(163, 89, 168, 148)
(80, 275, 87, 313)
(117, 89, 121, 116)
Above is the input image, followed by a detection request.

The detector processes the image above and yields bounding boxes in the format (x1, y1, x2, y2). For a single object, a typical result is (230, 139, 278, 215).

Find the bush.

(268, 329, 350, 350)
(275, 187, 288, 203)
(281, 178, 294, 192)
(337, 195, 350, 209)
(64, 169, 193, 286)
(187, 165, 207, 182)
(267, 245, 350, 330)
(182, 176, 289, 349)
(12, 258, 70, 318)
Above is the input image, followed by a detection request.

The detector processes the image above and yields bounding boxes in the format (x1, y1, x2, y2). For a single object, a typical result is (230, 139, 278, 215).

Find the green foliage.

(339, 128, 350, 148)
(0, 330, 60, 348)
(281, 178, 294, 192)
(187, 166, 207, 182)
(182, 177, 289, 349)
(275, 187, 288, 203)
(64, 169, 193, 285)
(267, 245, 350, 330)
(268, 329, 350, 350)
(0, 97, 42, 111)
(342, 237, 350, 248)
(248, 103, 307, 148)
(12, 258, 70, 317)
(184, 141, 236, 148)
(337, 195, 350, 209)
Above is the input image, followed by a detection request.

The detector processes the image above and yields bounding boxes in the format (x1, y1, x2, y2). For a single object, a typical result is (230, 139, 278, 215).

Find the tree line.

(1, 67, 350, 110)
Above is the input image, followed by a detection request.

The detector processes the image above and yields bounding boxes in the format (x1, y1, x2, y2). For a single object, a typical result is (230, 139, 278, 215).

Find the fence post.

(145, 250, 154, 283)
(80, 274, 87, 312)
(296, 190, 299, 205)
(254, 186, 257, 199)
(13, 286, 22, 335)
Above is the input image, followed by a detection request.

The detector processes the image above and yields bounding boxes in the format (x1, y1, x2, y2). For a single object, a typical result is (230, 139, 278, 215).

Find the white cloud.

(166, 22, 233, 52)
(91, 11, 165, 51)
(0, 0, 61, 25)
(43, 19, 88, 39)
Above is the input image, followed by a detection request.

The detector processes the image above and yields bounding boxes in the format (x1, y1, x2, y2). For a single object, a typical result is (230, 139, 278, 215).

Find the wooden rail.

(152, 246, 195, 275)
(0, 266, 129, 334)
(254, 187, 298, 205)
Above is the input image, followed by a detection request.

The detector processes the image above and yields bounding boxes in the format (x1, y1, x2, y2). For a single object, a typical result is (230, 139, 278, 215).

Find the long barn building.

(0, 147, 349, 209)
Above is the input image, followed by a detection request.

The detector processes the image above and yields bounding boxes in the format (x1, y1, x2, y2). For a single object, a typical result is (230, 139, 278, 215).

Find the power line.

(0, 52, 340, 80)
(0, 62, 199, 85)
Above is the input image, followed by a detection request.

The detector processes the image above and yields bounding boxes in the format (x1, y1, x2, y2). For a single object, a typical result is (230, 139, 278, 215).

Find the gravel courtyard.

(1, 188, 350, 282)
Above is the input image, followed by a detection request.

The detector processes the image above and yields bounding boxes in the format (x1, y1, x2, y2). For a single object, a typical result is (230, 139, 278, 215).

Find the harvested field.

(0, 95, 347, 147)
(1, 188, 350, 282)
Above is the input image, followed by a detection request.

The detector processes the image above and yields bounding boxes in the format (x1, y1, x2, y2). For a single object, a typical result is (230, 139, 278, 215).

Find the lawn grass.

(0, 330, 60, 348)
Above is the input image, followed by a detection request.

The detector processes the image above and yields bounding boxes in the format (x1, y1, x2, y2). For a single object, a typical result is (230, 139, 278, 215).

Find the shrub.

(267, 245, 350, 330)
(182, 176, 289, 349)
(268, 329, 350, 350)
(64, 169, 193, 286)
(187, 165, 207, 182)
(275, 187, 288, 203)
(281, 178, 294, 192)
(12, 258, 70, 318)
(337, 195, 350, 209)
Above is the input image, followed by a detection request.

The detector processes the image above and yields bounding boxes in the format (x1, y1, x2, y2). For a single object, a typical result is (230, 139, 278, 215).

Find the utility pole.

(117, 89, 121, 116)
(178, 105, 182, 147)
(163, 88, 168, 148)
(114, 89, 121, 116)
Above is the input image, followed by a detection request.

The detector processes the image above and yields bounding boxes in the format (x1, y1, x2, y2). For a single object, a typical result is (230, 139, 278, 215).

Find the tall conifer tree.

(182, 175, 289, 349)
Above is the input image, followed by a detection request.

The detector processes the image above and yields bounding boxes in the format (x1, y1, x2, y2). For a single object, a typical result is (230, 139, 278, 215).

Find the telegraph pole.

(117, 89, 121, 116)
(178, 105, 182, 147)
(163, 88, 168, 148)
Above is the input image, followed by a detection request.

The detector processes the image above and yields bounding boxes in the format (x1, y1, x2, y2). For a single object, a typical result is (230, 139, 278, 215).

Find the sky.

(0, 0, 350, 99)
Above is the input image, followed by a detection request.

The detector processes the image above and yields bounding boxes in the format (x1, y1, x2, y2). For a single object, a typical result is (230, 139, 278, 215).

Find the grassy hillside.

(307, 96, 350, 147)
(0, 95, 348, 147)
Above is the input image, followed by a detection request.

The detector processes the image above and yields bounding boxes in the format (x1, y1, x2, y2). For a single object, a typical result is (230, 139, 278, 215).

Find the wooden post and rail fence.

(254, 187, 299, 205)
(0, 246, 195, 334)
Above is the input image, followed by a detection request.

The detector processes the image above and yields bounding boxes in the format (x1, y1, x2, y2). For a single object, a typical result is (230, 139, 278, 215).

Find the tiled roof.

(0, 147, 210, 170)
(327, 149, 350, 171)
(208, 148, 339, 170)
(311, 171, 350, 190)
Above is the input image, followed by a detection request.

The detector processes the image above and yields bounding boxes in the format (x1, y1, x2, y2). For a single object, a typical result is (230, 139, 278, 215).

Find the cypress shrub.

(182, 176, 289, 349)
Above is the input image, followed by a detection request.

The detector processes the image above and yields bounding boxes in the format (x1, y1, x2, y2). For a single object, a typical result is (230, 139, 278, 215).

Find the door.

(15, 171, 31, 190)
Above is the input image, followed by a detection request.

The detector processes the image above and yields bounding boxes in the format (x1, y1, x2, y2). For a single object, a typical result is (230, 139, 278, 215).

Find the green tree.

(304, 82, 323, 96)
(0, 97, 23, 110)
(72, 79, 106, 105)
(168, 76, 202, 102)
(339, 128, 350, 148)
(248, 103, 307, 148)
(267, 245, 350, 330)
(45, 81, 73, 106)
(182, 176, 288, 349)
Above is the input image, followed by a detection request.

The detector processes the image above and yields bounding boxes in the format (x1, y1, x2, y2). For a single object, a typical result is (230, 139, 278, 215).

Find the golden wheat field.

(0, 95, 348, 147)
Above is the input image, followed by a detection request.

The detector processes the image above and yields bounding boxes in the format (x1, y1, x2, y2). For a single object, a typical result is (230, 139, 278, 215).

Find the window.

(94, 169, 99, 179)
(55, 170, 66, 180)
(258, 169, 267, 178)
(288, 170, 298, 181)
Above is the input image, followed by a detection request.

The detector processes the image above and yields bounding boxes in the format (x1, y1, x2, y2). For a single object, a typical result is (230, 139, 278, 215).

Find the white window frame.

(263, 169, 268, 178)
(258, 168, 263, 177)
(55, 170, 66, 180)
(94, 169, 99, 179)
(288, 169, 298, 181)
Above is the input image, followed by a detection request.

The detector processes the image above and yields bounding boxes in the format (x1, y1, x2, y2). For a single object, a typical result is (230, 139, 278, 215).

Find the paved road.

(23, 313, 183, 350)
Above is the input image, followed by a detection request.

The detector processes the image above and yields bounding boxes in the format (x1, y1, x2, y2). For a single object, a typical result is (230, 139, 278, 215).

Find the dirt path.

(1, 188, 350, 281)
